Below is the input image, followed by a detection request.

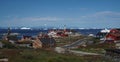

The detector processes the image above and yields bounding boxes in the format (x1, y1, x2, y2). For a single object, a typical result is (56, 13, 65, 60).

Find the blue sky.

(0, 0, 120, 28)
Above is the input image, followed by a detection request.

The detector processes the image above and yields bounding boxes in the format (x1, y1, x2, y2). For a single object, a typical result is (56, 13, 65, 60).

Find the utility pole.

(7, 27, 11, 36)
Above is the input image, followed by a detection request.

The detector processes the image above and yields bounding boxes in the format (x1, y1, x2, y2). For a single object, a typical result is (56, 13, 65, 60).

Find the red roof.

(106, 29, 120, 40)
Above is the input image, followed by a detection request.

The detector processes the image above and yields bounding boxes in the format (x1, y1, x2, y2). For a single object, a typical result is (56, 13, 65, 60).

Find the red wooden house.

(105, 29, 120, 42)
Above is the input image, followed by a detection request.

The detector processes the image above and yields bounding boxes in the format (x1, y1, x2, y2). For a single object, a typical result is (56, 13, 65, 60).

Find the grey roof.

(39, 38, 56, 47)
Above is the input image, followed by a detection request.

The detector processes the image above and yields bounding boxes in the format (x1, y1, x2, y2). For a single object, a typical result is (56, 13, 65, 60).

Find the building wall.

(106, 29, 120, 41)
(33, 39, 42, 49)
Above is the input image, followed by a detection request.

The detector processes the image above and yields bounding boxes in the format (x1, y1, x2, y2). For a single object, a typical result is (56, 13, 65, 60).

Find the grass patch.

(0, 49, 114, 62)
(55, 36, 86, 46)
(74, 43, 116, 54)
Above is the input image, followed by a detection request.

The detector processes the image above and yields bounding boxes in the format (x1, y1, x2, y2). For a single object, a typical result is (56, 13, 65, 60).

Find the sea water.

(0, 29, 101, 39)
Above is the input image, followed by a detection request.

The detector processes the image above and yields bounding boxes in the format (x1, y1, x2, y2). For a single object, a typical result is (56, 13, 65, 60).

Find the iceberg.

(100, 28, 110, 33)
(20, 27, 31, 30)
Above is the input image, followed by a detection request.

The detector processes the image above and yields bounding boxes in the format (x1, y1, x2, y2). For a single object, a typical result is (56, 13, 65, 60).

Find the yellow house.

(33, 37, 42, 49)
(33, 37, 56, 49)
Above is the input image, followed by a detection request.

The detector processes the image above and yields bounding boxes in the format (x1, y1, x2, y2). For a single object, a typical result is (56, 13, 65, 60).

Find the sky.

(0, 0, 120, 28)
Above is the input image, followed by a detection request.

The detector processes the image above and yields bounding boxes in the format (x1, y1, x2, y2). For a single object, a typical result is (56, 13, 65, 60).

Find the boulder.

(54, 47, 65, 53)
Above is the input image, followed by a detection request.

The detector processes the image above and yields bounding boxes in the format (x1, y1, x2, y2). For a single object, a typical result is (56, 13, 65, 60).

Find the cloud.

(80, 11, 120, 21)
(1, 11, 120, 28)
(3, 15, 18, 19)
(79, 8, 88, 10)
(18, 17, 79, 22)
(2, 16, 78, 23)
(2, 11, 120, 22)
(21, 17, 63, 21)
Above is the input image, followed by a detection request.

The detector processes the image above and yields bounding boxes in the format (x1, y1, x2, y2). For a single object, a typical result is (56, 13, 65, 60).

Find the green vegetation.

(0, 36, 116, 62)
(7, 35, 18, 41)
(74, 41, 115, 54)
(0, 40, 32, 49)
(55, 36, 86, 46)
(0, 40, 16, 48)
(86, 37, 101, 44)
(0, 49, 114, 62)
(64, 36, 115, 54)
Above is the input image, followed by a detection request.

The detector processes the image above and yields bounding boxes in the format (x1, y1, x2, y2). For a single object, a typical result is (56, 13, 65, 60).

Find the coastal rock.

(54, 47, 65, 53)
(0, 58, 8, 62)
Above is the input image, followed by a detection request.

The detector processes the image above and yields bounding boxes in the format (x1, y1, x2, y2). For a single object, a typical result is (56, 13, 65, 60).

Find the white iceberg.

(20, 27, 31, 30)
(100, 28, 110, 33)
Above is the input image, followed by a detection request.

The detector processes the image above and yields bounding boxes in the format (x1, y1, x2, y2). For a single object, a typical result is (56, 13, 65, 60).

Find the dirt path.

(68, 50, 101, 56)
